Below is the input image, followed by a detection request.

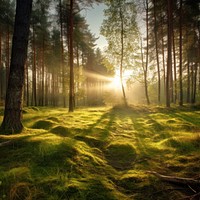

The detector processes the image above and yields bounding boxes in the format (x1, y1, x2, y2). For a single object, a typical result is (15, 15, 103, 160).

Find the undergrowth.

(0, 105, 200, 199)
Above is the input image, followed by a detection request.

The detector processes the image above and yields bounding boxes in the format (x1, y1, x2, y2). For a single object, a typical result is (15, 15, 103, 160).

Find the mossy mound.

(105, 142, 137, 170)
(74, 135, 106, 148)
(50, 126, 71, 137)
(32, 120, 54, 130)
(65, 178, 125, 200)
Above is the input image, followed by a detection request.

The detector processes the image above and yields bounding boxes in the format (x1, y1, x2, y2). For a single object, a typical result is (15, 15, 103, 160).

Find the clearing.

(0, 105, 200, 200)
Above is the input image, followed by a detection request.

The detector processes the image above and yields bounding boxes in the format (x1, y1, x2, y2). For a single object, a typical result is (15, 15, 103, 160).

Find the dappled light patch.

(105, 142, 137, 170)
(36, 139, 77, 167)
(163, 136, 200, 154)
(32, 120, 55, 130)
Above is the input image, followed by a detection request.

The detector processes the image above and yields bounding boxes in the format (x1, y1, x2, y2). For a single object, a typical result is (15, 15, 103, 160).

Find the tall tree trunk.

(186, 60, 190, 103)
(119, 3, 127, 106)
(145, 0, 150, 105)
(161, 15, 166, 99)
(172, 26, 177, 103)
(41, 37, 45, 106)
(59, 0, 66, 107)
(153, 0, 161, 104)
(166, 0, 173, 107)
(32, 26, 37, 106)
(192, 63, 197, 104)
(6, 26, 10, 89)
(26, 62, 29, 106)
(140, 38, 150, 105)
(179, 0, 183, 106)
(1, 0, 33, 133)
(68, 0, 75, 112)
(0, 29, 2, 101)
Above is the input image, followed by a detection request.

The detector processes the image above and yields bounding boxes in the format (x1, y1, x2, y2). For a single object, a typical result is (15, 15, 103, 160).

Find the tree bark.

(68, 0, 75, 112)
(166, 0, 173, 107)
(1, 0, 33, 133)
(140, 38, 150, 105)
(145, 0, 150, 105)
(179, 0, 183, 106)
(119, 3, 127, 106)
(32, 25, 37, 106)
(0, 29, 2, 101)
(153, 0, 161, 104)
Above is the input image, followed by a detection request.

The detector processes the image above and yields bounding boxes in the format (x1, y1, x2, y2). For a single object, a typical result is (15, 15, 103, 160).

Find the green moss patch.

(50, 125, 71, 137)
(105, 142, 137, 170)
(32, 120, 55, 130)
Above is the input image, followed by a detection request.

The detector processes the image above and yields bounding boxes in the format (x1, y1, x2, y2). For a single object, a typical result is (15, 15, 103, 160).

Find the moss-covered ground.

(0, 105, 200, 199)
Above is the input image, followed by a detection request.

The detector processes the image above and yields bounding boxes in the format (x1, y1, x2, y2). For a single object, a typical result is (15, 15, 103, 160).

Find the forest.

(0, 0, 200, 199)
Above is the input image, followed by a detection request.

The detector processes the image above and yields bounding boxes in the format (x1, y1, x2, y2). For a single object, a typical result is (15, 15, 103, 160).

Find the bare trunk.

(166, 0, 173, 107)
(179, 0, 183, 106)
(186, 60, 190, 103)
(0, 29, 2, 101)
(6, 26, 10, 89)
(68, 0, 75, 112)
(32, 25, 37, 106)
(1, 0, 33, 133)
(119, 4, 127, 106)
(153, 0, 161, 104)
(140, 38, 150, 105)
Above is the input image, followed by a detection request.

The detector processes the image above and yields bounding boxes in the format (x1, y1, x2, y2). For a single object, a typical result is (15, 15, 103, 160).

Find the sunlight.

(110, 75, 122, 90)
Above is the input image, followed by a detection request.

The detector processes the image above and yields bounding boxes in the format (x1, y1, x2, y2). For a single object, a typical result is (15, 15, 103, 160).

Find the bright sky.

(82, 3, 108, 50)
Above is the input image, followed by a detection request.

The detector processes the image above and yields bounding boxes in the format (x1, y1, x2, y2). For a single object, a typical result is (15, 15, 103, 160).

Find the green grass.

(0, 105, 200, 199)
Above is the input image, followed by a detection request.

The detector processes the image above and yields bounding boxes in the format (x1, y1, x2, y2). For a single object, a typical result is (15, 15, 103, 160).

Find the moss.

(32, 120, 54, 130)
(1, 106, 200, 200)
(105, 142, 137, 170)
(50, 125, 71, 137)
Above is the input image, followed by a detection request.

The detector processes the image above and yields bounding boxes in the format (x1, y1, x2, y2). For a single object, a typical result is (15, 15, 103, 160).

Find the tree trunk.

(0, 29, 2, 101)
(119, 3, 127, 106)
(140, 38, 150, 105)
(68, 0, 75, 112)
(26, 62, 29, 106)
(161, 16, 166, 98)
(6, 26, 10, 89)
(179, 0, 183, 106)
(145, 0, 150, 105)
(186, 60, 190, 103)
(172, 25, 177, 104)
(166, 0, 173, 107)
(1, 0, 33, 133)
(32, 25, 37, 106)
(153, 0, 161, 104)
(192, 63, 197, 104)
(59, 0, 66, 108)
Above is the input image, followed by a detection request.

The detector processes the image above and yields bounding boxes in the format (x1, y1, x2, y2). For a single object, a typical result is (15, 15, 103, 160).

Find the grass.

(0, 105, 200, 199)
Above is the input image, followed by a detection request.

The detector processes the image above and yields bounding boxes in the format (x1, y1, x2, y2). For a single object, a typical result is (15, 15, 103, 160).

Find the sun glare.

(110, 75, 122, 90)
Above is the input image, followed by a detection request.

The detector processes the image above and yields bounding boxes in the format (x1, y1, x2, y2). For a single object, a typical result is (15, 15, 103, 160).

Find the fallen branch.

(148, 171, 200, 185)
(0, 140, 13, 147)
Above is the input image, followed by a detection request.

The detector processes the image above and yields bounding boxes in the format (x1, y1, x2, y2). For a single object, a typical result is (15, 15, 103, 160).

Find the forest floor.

(0, 105, 200, 200)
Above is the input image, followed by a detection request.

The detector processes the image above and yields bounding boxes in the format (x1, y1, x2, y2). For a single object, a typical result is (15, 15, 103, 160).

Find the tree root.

(148, 171, 200, 185)
(0, 140, 13, 147)
(148, 171, 200, 199)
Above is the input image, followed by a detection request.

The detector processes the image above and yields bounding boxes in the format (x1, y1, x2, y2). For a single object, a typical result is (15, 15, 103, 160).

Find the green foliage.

(0, 106, 200, 199)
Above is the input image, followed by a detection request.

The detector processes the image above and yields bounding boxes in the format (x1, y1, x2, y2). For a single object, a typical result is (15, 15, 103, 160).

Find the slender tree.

(68, 0, 75, 112)
(166, 0, 173, 107)
(1, 0, 33, 133)
(179, 0, 183, 106)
